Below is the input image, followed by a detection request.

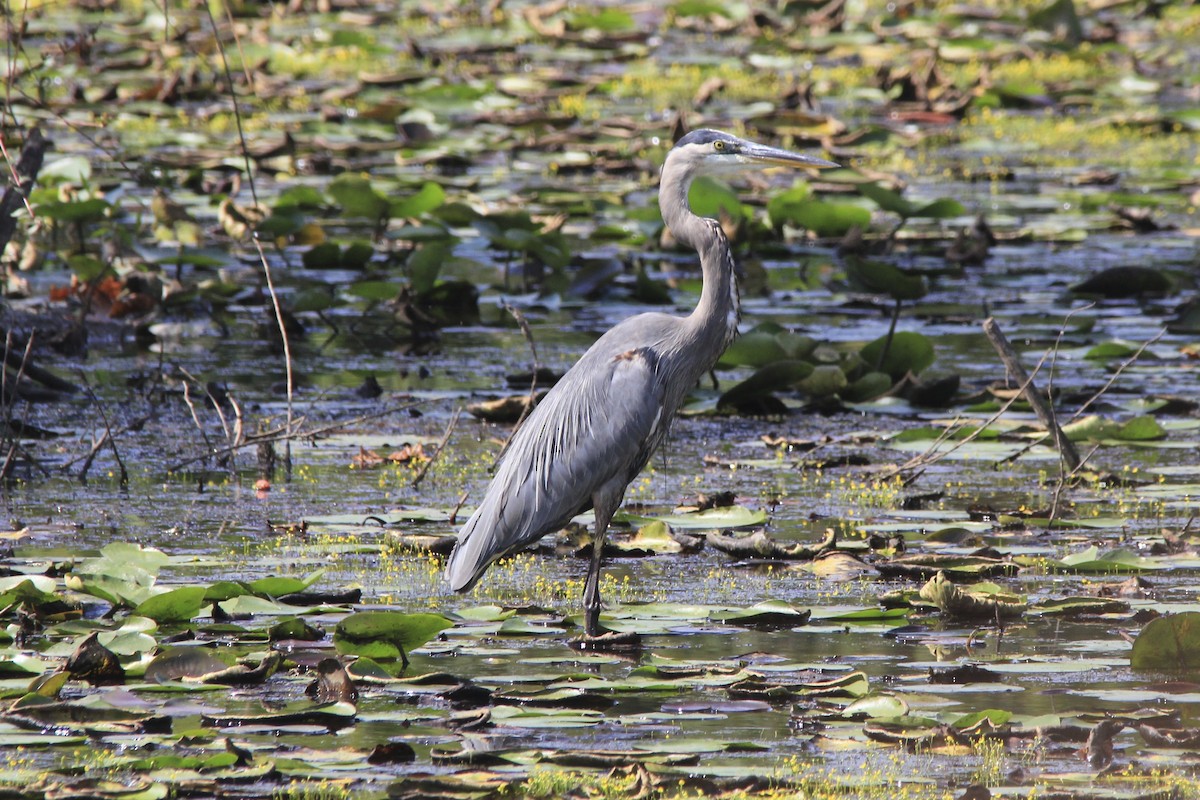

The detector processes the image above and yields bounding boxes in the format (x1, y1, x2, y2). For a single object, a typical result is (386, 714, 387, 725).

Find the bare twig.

(202, 1, 296, 479)
(994, 305, 1093, 470)
(0, 443, 16, 483)
(77, 428, 110, 484)
(180, 379, 216, 463)
(61, 413, 152, 471)
(77, 372, 127, 486)
(982, 317, 1081, 473)
(165, 401, 421, 473)
(1066, 329, 1165, 424)
(179, 367, 233, 440)
(412, 406, 461, 490)
(449, 490, 470, 526)
(252, 237, 295, 479)
(0, 333, 50, 484)
(883, 353, 1053, 480)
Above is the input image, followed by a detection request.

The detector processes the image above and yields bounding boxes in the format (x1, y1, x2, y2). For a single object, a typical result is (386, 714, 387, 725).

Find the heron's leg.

(583, 499, 614, 638)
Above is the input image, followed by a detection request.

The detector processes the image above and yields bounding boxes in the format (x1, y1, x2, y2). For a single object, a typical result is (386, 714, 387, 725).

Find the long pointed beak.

(741, 142, 839, 170)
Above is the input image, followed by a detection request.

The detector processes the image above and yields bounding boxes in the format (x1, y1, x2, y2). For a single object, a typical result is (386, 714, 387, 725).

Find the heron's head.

(670, 129, 839, 176)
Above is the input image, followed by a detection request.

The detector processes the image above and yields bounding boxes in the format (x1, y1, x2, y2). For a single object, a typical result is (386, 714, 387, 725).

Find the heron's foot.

(568, 630, 641, 652)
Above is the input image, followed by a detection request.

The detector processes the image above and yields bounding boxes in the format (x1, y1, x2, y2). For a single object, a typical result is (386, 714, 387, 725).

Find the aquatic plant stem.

(76, 371, 128, 486)
(872, 298, 902, 374)
(982, 317, 1081, 474)
(202, 0, 295, 479)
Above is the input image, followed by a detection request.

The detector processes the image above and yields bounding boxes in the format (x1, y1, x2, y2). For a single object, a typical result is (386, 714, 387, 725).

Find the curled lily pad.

(610, 521, 688, 555)
(918, 572, 1026, 619)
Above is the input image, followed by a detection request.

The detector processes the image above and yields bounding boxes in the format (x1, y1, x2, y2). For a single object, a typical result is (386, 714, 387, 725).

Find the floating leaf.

(568, 7, 635, 32)
(348, 280, 401, 301)
(1071, 265, 1172, 297)
(843, 370, 893, 402)
(710, 600, 811, 629)
(202, 700, 357, 731)
(329, 173, 390, 221)
(1113, 415, 1166, 442)
(918, 572, 1026, 619)
(38, 197, 110, 223)
(844, 257, 927, 301)
(408, 241, 452, 295)
(610, 521, 687, 555)
(1049, 547, 1160, 574)
(40, 155, 93, 184)
(1085, 340, 1138, 360)
(1131, 613, 1200, 672)
(860, 331, 935, 381)
(796, 364, 848, 398)
(248, 570, 324, 599)
(627, 506, 766, 530)
(1030, 597, 1130, 617)
(688, 177, 747, 222)
(133, 586, 206, 624)
(672, 0, 730, 18)
(857, 182, 966, 220)
(334, 611, 453, 667)
(771, 195, 871, 238)
(718, 324, 816, 369)
(842, 693, 909, 720)
(144, 648, 228, 683)
(717, 360, 813, 410)
(391, 181, 446, 219)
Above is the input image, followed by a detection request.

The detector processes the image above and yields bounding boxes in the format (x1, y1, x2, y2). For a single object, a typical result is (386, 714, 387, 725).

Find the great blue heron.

(445, 129, 838, 640)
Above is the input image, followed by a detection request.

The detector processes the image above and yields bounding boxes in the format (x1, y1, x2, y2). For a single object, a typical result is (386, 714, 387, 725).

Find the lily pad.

(1131, 612, 1200, 672)
(624, 506, 767, 530)
(333, 611, 454, 667)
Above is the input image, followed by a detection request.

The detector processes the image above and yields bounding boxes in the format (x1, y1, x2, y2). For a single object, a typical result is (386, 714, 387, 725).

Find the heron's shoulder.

(598, 311, 684, 342)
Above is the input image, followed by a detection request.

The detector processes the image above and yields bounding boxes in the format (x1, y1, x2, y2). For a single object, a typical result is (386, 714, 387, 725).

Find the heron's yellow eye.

(713, 140, 725, 151)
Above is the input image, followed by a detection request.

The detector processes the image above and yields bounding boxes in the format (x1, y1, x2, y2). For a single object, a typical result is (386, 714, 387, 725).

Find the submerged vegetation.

(0, 0, 1198, 797)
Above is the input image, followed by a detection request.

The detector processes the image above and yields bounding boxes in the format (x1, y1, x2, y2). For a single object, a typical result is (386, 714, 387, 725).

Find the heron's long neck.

(659, 155, 740, 366)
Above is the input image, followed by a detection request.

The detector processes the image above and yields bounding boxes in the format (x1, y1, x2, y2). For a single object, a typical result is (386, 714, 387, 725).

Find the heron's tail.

(444, 505, 494, 593)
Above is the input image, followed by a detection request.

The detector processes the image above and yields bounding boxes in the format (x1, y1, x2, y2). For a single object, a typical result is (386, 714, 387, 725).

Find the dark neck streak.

(659, 152, 741, 377)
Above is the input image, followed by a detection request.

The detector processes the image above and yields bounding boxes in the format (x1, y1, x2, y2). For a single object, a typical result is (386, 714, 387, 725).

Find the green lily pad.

(860, 331, 935, 381)
(717, 360, 813, 410)
(710, 600, 811, 629)
(844, 257, 927, 301)
(625, 506, 767, 530)
(133, 586, 207, 624)
(333, 611, 454, 666)
(1131, 612, 1200, 672)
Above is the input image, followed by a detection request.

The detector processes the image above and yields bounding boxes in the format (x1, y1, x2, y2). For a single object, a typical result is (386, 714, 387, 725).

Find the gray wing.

(445, 346, 667, 592)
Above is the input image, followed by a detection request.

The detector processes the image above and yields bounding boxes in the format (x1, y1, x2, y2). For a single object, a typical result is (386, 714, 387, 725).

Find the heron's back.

(445, 314, 690, 592)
